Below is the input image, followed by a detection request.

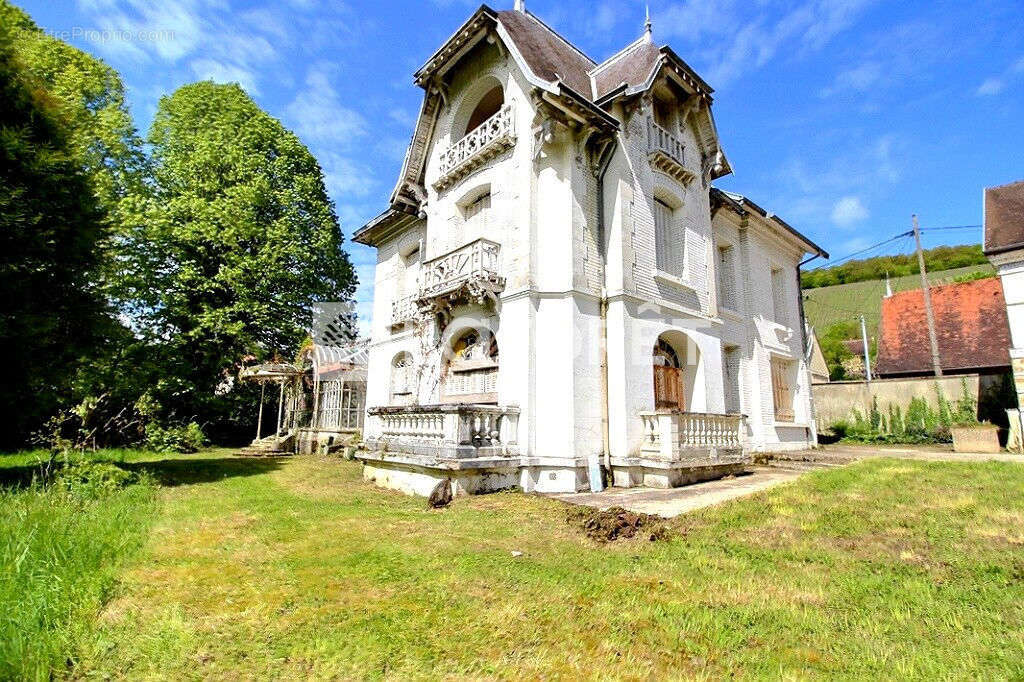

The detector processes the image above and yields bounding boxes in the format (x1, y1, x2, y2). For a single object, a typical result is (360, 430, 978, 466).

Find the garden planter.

(951, 424, 1000, 453)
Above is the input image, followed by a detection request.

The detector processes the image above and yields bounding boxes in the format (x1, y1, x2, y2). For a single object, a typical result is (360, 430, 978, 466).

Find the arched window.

(442, 329, 498, 403)
(463, 85, 504, 138)
(653, 338, 681, 368)
(391, 352, 414, 405)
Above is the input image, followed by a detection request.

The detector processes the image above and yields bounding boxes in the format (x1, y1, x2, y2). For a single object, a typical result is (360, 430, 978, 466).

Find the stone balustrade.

(648, 120, 694, 185)
(390, 294, 418, 327)
(367, 404, 520, 459)
(639, 411, 745, 459)
(434, 103, 516, 191)
(419, 238, 504, 301)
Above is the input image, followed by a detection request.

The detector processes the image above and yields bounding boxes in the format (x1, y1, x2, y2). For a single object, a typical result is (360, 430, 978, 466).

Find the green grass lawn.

(803, 263, 994, 332)
(2, 450, 1023, 679)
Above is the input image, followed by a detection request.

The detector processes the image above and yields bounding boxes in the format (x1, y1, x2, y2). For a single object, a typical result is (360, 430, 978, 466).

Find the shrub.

(144, 421, 206, 453)
(828, 385, 974, 445)
(52, 460, 147, 500)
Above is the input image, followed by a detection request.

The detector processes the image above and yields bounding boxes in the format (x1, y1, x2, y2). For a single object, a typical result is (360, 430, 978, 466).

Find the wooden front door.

(653, 365, 685, 411)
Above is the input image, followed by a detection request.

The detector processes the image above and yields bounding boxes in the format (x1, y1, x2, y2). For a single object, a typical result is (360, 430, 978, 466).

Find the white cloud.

(819, 61, 882, 97)
(76, 0, 280, 95)
(189, 58, 260, 95)
(592, 2, 619, 34)
(831, 196, 869, 227)
(286, 66, 367, 147)
(657, 0, 878, 86)
(976, 54, 1024, 97)
(388, 107, 418, 129)
(322, 154, 374, 200)
(976, 77, 1004, 96)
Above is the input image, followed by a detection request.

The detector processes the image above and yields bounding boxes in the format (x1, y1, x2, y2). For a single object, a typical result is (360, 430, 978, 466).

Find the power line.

(809, 231, 913, 270)
(809, 223, 983, 271)
(921, 224, 982, 231)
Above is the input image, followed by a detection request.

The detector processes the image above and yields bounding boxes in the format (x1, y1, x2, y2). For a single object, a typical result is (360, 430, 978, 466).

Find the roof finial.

(515, 0, 525, 12)
(644, 3, 653, 39)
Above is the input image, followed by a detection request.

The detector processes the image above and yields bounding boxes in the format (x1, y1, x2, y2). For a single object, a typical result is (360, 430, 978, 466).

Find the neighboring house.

(806, 328, 830, 384)
(875, 277, 1011, 378)
(352, 2, 828, 497)
(984, 179, 1024, 412)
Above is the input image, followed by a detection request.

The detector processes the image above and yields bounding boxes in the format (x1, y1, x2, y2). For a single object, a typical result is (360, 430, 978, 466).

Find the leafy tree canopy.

(801, 244, 987, 289)
(817, 320, 861, 381)
(127, 81, 356, 433)
(0, 0, 146, 211)
(0, 25, 112, 447)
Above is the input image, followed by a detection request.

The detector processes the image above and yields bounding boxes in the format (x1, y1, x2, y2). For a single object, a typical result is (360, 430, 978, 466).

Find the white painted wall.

(363, 36, 818, 473)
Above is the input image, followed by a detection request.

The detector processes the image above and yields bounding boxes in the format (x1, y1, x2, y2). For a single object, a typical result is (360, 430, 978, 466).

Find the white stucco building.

(353, 3, 828, 496)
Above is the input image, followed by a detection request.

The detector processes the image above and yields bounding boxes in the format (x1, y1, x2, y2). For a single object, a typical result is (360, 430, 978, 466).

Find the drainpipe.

(798, 251, 824, 443)
(595, 137, 618, 474)
(796, 252, 823, 359)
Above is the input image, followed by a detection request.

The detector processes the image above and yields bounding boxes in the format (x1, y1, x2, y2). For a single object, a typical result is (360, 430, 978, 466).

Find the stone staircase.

(237, 431, 295, 457)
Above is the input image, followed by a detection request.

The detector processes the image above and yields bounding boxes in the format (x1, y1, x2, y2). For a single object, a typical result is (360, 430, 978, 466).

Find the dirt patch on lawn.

(565, 505, 672, 543)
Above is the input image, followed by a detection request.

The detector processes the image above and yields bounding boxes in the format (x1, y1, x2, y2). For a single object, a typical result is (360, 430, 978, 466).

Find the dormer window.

(435, 83, 515, 192)
(464, 86, 504, 138)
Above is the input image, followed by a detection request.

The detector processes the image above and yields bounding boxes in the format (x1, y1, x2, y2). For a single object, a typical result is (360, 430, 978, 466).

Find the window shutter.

(771, 359, 794, 422)
(771, 267, 788, 326)
(718, 245, 736, 310)
(723, 347, 740, 413)
(654, 199, 683, 277)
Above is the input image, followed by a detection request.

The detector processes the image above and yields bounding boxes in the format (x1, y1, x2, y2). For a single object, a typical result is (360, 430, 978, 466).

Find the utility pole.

(860, 315, 872, 383)
(913, 214, 943, 377)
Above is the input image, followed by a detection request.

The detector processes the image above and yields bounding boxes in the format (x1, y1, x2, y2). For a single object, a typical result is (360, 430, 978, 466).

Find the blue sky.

(21, 0, 1024, 331)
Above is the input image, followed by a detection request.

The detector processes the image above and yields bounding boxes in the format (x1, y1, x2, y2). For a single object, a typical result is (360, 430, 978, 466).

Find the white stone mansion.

(353, 2, 828, 496)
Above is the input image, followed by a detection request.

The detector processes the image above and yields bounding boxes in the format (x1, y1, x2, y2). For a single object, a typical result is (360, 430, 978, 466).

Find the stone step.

(236, 448, 292, 457)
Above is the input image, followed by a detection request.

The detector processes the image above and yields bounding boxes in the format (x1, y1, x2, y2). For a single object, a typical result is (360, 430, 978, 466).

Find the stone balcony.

(612, 411, 749, 488)
(648, 121, 695, 186)
(418, 238, 505, 304)
(390, 293, 418, 329)
(364, 404, 520, 459)
(433, 103, 516, 192)
(360, 404, 522, 497)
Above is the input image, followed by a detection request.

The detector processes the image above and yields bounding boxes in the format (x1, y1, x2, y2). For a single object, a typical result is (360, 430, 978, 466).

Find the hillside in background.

(803, 263, 995, 333)
(801, 244, 987, 289)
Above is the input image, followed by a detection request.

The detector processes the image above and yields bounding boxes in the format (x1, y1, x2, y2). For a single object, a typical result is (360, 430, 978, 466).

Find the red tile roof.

(875, 277, 1010, 376)
(984, 179, 1024, 255)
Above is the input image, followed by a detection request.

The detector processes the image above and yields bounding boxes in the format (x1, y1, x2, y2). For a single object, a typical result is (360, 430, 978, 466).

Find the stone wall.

(812, 371, 1015, 430)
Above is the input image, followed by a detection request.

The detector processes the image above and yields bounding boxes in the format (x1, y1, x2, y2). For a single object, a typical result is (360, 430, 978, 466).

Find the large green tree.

(0, 1, 149, 446)
(0, 1, 146, 215)
(0, 26, 112, 447)
(129, 82, 356, 437)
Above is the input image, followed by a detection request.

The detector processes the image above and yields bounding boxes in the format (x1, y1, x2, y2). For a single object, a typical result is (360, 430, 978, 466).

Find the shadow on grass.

(0, 456, 286, 490)
(122, 457, 286, 487)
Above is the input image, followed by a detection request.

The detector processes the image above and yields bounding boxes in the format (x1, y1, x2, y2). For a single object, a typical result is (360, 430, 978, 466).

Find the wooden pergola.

(239, 363, 304, 442)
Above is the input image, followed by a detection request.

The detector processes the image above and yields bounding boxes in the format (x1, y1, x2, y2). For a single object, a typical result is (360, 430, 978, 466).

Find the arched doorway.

(652, 333, 699, 411)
